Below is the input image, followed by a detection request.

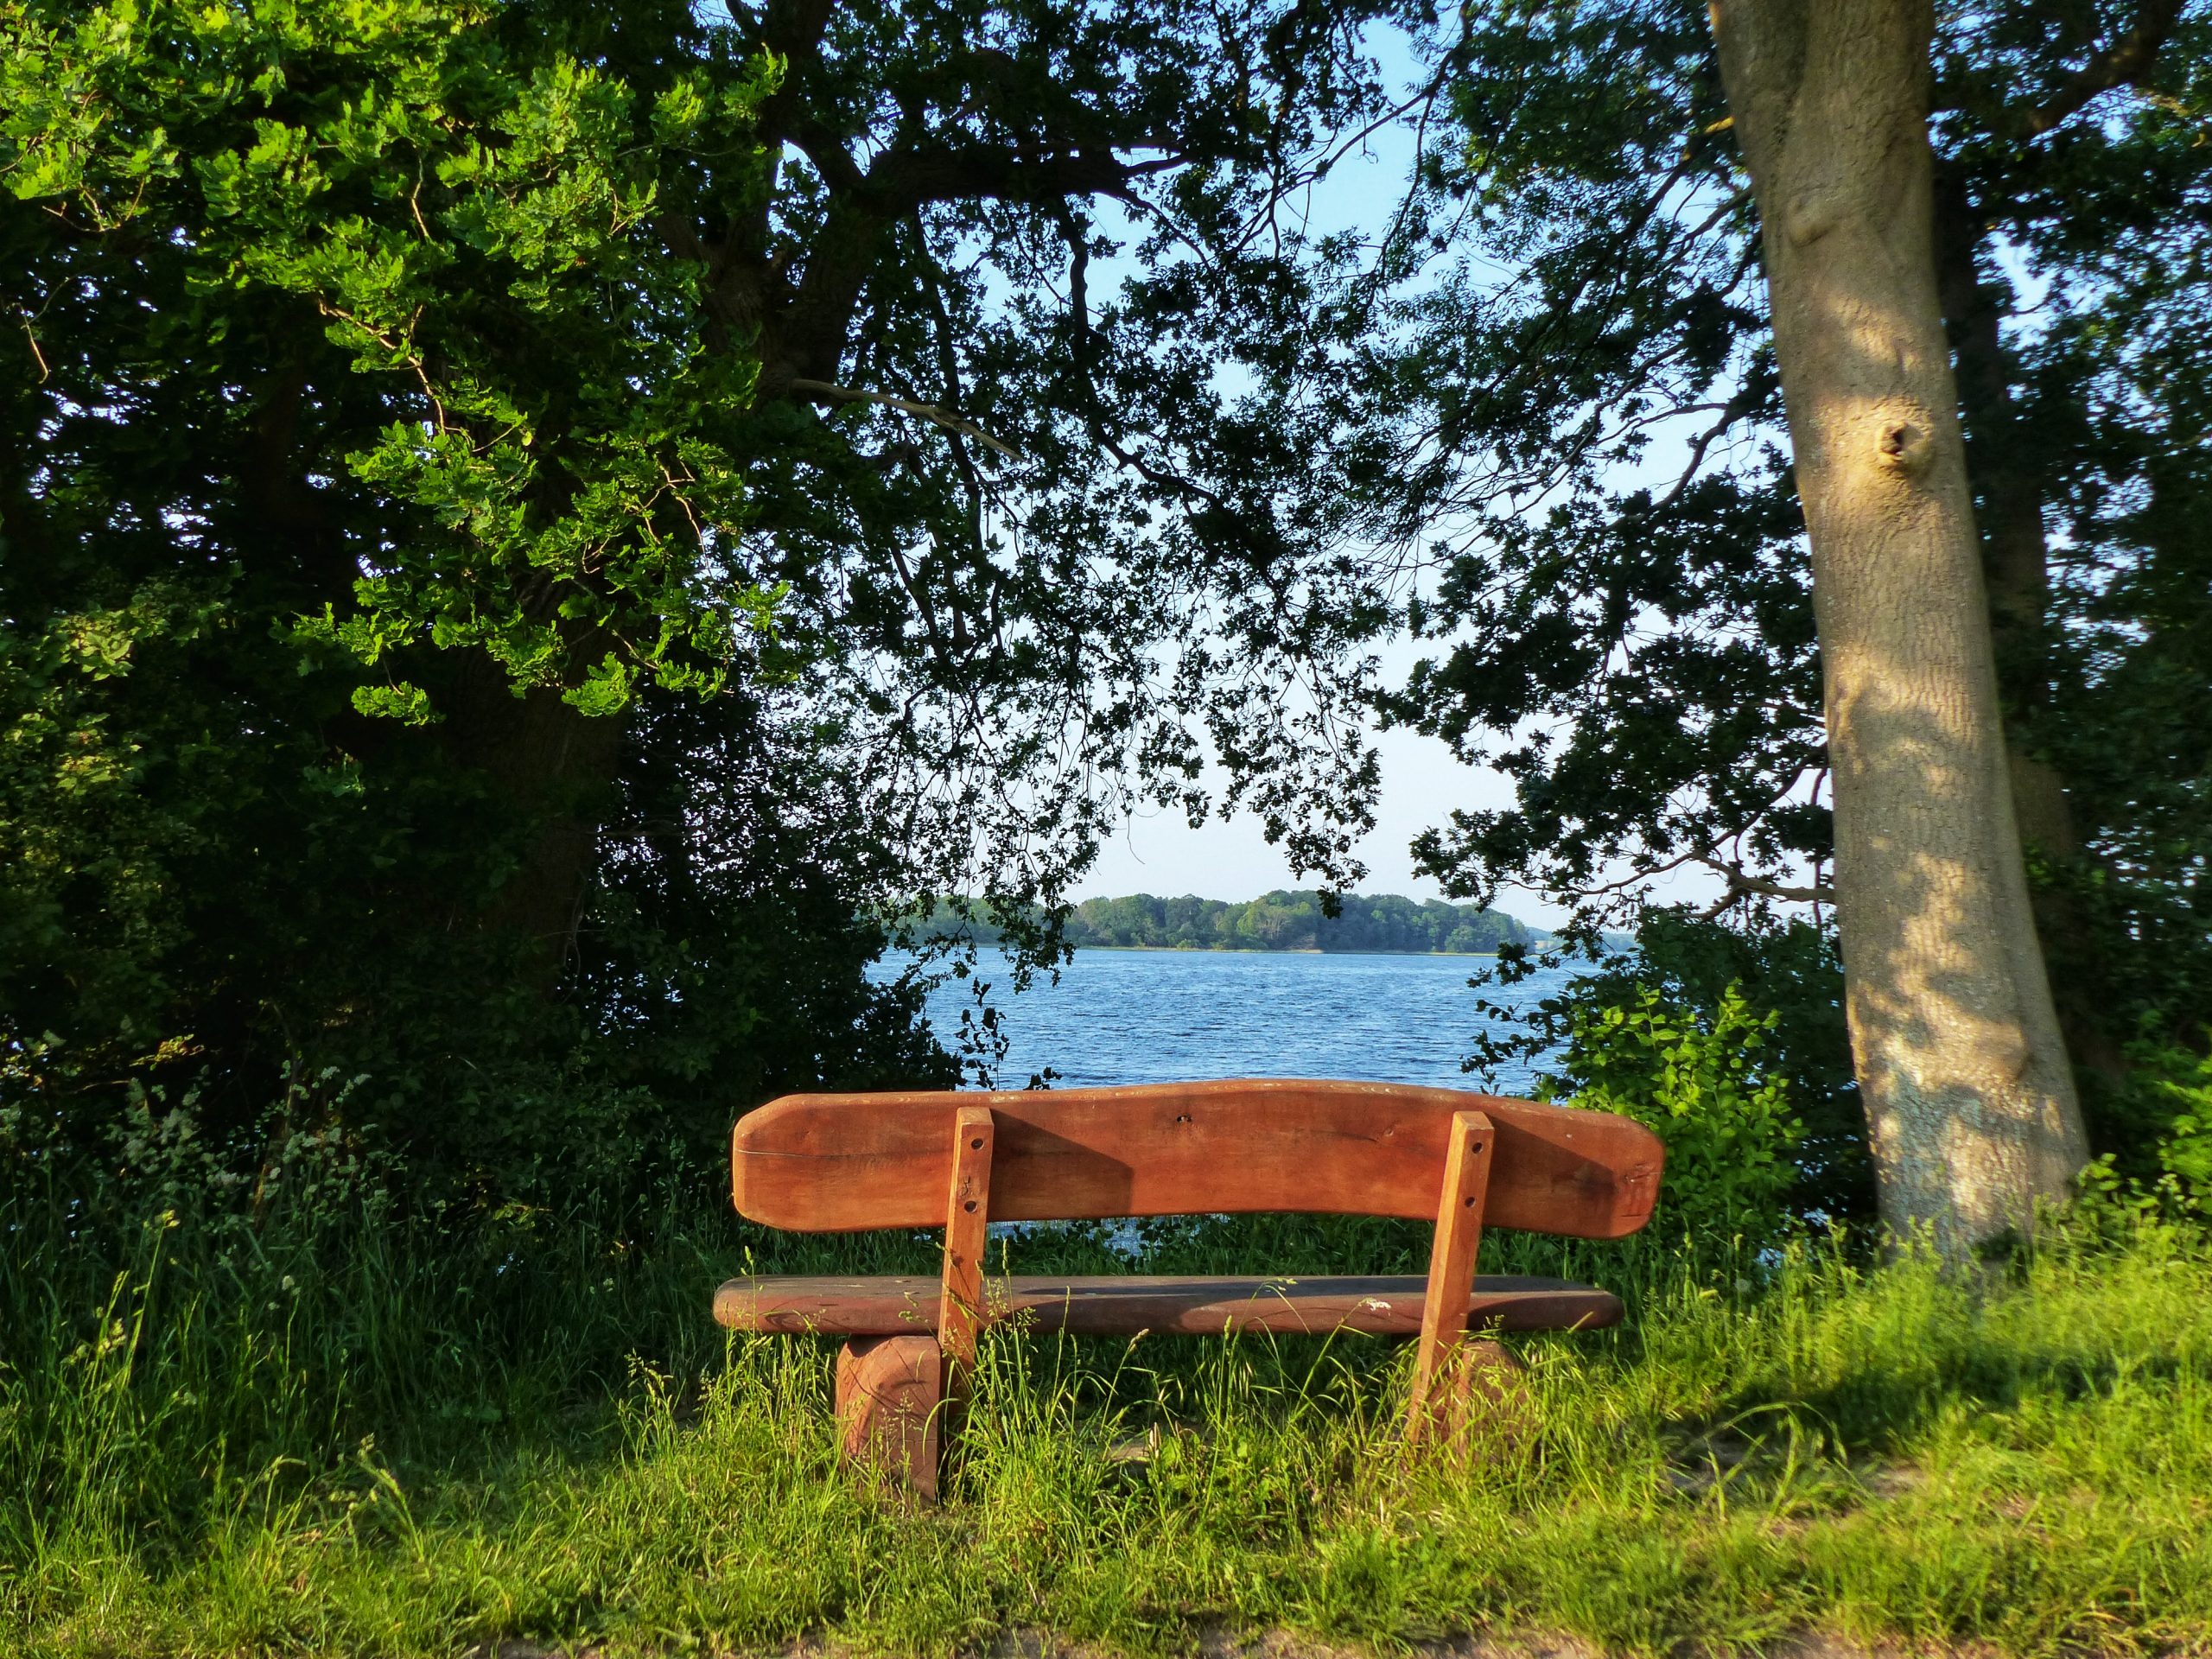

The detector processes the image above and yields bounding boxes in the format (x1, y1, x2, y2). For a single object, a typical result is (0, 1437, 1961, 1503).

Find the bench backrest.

(733, 1078, 1662, 1440)
(731, 1078, 1662, 1239)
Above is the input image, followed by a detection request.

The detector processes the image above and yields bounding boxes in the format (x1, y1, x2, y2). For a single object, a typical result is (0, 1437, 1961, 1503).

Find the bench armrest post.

(1408, 1109, 1495, 1441)
(938, 1105, 995, 1393)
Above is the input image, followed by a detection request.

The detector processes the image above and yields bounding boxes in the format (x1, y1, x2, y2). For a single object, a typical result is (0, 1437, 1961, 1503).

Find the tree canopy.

(0, 0, 1424, 1192)
(1356, 0, 2210, 1230)
(1375, 0, 2209, 1065)
(3, 0, 2206, 1230)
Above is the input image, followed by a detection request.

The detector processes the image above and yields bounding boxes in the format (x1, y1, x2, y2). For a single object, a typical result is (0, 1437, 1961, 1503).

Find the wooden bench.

(717, 1078, 1662, 1497)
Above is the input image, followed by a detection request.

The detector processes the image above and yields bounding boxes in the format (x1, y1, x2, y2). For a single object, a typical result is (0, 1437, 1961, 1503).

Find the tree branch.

(868, 143, 1181, 213)
(1696, 856, 1834, 919)
(789, 378, 1023, 459)
(2024, 0, 2184, 137)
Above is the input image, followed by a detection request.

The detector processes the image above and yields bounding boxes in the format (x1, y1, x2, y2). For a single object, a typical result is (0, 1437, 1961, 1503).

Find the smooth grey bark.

(1707, 0, 2089, 1255)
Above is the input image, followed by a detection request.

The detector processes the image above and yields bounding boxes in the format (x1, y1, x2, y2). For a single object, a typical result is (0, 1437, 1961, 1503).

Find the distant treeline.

(923, 891, 1543, 954)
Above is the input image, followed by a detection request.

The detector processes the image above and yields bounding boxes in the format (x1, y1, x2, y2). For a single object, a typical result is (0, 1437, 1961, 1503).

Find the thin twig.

(17, 310, 49, 383)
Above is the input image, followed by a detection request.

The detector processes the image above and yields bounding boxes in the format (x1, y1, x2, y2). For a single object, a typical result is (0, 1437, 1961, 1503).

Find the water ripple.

(876, 950, 1578, 1095)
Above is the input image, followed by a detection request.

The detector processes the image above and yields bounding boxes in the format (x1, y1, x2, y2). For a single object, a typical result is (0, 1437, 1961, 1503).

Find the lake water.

(876, 950, 1578, 1095)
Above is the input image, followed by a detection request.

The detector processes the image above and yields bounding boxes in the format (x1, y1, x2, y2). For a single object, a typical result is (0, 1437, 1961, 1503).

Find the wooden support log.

(835, 1333, 942, 1502)
(1434, 1335, 1534, 1455)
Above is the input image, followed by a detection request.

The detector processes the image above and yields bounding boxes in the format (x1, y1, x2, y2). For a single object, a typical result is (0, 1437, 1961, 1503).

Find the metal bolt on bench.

(718, 1078, 1664, 1498)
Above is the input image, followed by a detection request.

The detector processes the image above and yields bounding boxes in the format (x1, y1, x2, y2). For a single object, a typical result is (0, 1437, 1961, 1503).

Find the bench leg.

(1425, 1335, 1532, 1455)
(835, 1334, 942, 1501)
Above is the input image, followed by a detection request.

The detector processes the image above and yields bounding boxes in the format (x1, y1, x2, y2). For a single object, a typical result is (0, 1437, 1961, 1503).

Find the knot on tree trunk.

(1875, 412, 1933, 474)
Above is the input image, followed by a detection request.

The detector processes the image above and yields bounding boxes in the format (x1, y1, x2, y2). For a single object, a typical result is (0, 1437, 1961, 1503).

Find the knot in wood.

(1786, 198, 1840, 247)
(1877, 417, 1932, 474)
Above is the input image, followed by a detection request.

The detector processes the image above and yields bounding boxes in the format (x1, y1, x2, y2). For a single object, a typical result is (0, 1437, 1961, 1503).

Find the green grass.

(4, 1170, 2210, 1659)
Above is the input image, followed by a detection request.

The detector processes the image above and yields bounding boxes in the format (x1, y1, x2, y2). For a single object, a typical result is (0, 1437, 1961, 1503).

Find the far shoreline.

(909, 889, 1546, 959)
(1071, 944, 1506, 958)
(902, 941, 1522, 960)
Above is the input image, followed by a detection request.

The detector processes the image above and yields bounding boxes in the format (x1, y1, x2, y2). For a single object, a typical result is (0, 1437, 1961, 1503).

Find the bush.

(1537, 982, 1804, 1251)
(2120, 1029, 2212, 1203)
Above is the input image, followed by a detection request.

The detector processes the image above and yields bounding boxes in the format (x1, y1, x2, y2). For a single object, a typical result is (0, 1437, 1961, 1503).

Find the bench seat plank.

(714, 1273, 1621, 1337)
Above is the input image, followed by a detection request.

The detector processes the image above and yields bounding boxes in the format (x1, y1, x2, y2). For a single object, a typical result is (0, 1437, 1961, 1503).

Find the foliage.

(1536, 979, 1803, 1249)
(3, 0, 786, 720)
(1070, 890, 1537, 954)
(0, 0, 957, 1197)
(1376, 1, 1816, 923)
(5, 1141, 2210, 1656)
(2091, 1028, 2212, 1205)
(1365, 0, 2212, 1141)
(0, 0, 1437, 1198)
(1472, 915, 1863, 1228)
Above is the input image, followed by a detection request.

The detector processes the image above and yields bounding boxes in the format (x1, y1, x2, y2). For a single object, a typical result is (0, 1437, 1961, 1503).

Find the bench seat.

(715, 1272, 1621, 1338)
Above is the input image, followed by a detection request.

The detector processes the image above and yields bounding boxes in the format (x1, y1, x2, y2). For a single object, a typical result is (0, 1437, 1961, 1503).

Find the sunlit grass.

(5, 1175, 2209, 1657)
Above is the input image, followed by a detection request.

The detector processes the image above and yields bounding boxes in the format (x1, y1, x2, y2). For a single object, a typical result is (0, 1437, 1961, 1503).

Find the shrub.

(1537, 982, 1803, 1251)
(2120, 1030, 2212, 1204)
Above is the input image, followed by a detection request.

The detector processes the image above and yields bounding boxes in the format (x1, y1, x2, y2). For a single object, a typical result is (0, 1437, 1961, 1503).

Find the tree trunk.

(1930, 164, 2126, 1079)
(443, 653, 624, 983)
(1708, 0, 2088, 1256)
